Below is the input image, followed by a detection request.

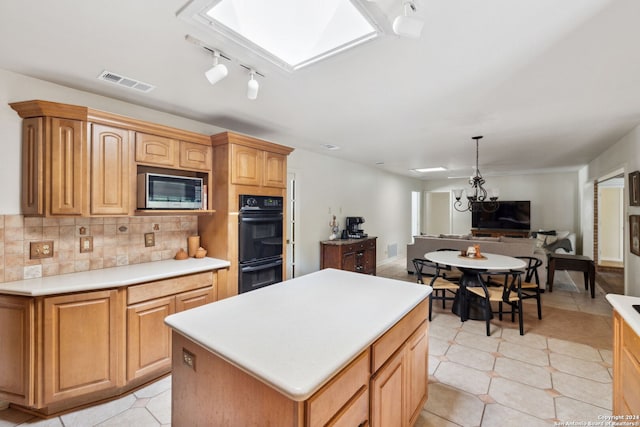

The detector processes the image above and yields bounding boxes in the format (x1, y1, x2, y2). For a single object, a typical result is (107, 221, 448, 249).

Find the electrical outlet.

(144, 232, 155, 247)
(182, 348, 196, 370)
(80, 236, 93, 253)
(30, 241, 54, 259)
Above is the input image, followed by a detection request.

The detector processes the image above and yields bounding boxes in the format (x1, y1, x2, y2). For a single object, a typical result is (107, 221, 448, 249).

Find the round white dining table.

(424, 251, 526, 321)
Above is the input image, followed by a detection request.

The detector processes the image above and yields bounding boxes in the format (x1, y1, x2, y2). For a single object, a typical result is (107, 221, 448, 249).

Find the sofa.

(406, 231, 576, 290)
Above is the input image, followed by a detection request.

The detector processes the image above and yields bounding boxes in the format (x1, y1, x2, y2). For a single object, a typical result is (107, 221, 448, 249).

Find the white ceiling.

(1, 0, 640, 180)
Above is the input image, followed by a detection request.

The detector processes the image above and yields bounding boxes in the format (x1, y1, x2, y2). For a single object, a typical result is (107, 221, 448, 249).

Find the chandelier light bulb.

(247, 72, 259, 100)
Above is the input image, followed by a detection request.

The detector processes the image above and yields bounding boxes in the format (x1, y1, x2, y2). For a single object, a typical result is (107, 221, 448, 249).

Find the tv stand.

(471, 229, 530, 238)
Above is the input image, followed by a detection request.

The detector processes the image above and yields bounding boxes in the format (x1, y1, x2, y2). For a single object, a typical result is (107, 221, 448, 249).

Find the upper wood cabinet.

(10, 100, 213, 216)
(91, 124, 133, 216)
(212, 131, 292, 190)
(135, 133, 211, 172)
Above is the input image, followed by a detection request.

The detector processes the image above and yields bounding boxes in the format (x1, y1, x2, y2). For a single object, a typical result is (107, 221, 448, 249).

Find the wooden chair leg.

(536, 293, 542, 320)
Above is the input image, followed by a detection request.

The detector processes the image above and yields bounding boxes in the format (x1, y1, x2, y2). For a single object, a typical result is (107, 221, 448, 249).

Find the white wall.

(0, 68, 424, 276)
(582, 124, 640, 296)
(288, 149, 423, 276)
(422, 172, 580, 237)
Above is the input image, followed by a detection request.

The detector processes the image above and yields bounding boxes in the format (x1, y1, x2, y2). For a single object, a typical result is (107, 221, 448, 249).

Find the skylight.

(191, 0, 379, 71)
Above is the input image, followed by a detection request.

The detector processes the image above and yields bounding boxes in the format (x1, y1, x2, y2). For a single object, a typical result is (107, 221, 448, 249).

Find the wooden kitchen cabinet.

(0, 268, 222, 417)
(11, 100, 213, 216)
(320, 237, 377, 275)
(126, 272, 215, 383)
(0, 295, 34, 406)
(613, 311, 640, 415)
(200, 131, 293, 299)
(135, 132, 211, 172)
(42, 290, 122, 406)
(371, 321, 428, 427)
(91, 124, 133, 215)
(19, 115, 86, 216)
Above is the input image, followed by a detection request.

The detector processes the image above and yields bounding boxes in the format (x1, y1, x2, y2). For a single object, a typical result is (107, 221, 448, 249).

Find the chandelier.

(453, 136, 499, 213)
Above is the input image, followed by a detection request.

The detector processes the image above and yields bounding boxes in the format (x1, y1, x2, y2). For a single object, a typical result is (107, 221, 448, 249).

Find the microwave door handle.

(242, 260, 283, 272)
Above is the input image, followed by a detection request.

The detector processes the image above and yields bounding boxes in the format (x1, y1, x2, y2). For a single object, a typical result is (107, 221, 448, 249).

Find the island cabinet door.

(406, 322, 428, 426)
(370, 348, 405, 427)
(126, 296, 175, 382)
(42, 290, 121, 406)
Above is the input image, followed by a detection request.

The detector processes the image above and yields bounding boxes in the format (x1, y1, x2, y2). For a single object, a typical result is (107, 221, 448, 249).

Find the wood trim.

(211, 131, 293, 155)
(10, 100, 210, 145)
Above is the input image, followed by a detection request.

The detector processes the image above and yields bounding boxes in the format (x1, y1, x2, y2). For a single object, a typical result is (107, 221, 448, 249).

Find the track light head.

(247, 71, 259, 100)
(205, 51, 228, 85)
(393, 1, 423, 38)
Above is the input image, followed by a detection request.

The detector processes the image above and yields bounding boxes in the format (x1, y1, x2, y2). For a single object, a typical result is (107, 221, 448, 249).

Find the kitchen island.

(165, 268, 431, 426)
(606, 294, 640, 416)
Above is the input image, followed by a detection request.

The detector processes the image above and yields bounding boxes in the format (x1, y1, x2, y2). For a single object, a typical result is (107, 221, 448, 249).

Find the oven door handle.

(240, 215, 283, 223)
(242, 259, 283, 272)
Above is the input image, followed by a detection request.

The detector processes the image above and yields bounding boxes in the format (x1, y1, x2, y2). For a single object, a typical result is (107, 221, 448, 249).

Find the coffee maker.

(345, 217, 367, 239)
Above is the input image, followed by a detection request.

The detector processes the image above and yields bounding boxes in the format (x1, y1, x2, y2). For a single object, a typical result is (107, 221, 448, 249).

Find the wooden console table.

(547, 253, 595, 298)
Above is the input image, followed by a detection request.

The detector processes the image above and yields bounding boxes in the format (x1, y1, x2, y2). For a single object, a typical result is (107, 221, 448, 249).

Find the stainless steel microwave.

(137, 173, 203, 209)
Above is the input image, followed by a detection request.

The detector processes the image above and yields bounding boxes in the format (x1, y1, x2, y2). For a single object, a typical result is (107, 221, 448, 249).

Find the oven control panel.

(239, 195, 283, 211)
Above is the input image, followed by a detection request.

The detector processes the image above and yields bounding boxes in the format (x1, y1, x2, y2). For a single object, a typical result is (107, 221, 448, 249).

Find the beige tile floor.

(0, 258, 618, 426)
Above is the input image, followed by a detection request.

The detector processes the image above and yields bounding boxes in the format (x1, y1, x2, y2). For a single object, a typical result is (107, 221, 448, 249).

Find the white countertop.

(0, 257, 230, 296)
(164, 268, 431, 401)
(425, 250, 526, 270)
(606, 294, 640, 336)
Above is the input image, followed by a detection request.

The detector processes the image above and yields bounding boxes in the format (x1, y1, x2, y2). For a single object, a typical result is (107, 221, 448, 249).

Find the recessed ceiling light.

(411, 167, 447, 173)
(178, 0, 380, 72)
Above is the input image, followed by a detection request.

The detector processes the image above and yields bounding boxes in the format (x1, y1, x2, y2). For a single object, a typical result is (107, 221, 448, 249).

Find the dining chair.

(466, 271, 524, 336)
(435, 248, 462, 283)
(412, 258, 459, 321)
(514, 256, 543, 319)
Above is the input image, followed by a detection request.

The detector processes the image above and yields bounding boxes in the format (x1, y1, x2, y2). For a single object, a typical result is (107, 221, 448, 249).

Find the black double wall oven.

(238, 195, 284, 294)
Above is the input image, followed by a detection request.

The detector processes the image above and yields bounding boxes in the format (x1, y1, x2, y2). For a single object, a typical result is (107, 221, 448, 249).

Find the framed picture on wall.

(630, 215, 640, 256)
(630, 171, 640, 206)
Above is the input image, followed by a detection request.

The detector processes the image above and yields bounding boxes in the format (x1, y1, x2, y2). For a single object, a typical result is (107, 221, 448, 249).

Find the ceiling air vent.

(97, 70, 155, 93)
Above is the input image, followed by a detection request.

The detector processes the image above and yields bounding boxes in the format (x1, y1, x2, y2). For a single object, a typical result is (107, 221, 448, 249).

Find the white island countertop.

(0, 257, 230, 296)
(164, 268, 431, 401)
(606, 294, 640, 336)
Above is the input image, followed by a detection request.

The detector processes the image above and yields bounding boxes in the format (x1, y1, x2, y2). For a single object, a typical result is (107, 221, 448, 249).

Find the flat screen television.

(471, 200, 531, 230)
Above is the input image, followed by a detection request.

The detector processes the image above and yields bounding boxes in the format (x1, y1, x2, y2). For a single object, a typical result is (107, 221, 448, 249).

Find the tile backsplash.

(0, 215, 199, 283)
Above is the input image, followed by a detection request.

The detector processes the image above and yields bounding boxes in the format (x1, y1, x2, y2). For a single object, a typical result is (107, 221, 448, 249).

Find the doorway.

(597, 174, 624, 269)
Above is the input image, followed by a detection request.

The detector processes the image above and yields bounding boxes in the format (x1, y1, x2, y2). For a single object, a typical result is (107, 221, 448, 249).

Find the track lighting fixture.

(392, 1, 424, 39)
(204, 51, 228, 85)
(247, 70, 259, 100)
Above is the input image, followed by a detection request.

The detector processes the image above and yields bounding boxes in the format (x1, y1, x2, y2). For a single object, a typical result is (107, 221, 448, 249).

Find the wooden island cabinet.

(0, 259, 228, 417)
(166, 269, 430, 427)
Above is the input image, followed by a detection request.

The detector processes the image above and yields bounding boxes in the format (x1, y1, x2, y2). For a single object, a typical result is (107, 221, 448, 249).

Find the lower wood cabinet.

(43, 290, 121, 406)
(126, 280, 215, 383)
(613, 311, 640, 415)
(0, 270, 218, 416)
